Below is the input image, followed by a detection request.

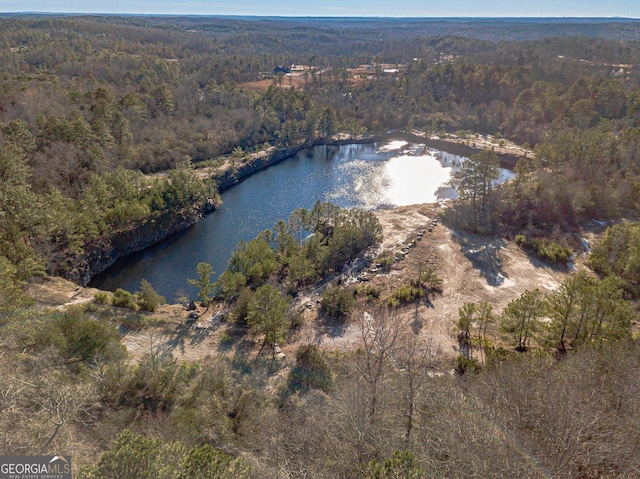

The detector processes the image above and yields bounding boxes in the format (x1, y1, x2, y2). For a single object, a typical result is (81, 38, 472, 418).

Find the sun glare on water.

(384, 153, 453, 205)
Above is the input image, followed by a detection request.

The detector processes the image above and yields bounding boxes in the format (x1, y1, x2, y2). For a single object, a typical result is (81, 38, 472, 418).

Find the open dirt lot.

(241, 72, 309, 92)
(29, 276, 103, 310)
(315, 204, 571, 357)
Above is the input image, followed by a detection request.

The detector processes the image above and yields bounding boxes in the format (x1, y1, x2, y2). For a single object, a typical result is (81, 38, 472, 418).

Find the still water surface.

(90, 141, 491, 299)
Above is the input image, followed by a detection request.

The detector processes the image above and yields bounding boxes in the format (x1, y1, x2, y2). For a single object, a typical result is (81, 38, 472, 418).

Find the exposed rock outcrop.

(213, 137, 381, 191)
(214, 146, 301, 191)
(51, 203, 214, 286)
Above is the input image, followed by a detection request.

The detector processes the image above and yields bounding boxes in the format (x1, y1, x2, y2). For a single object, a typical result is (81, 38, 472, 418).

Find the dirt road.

(321, 204, 569, 357)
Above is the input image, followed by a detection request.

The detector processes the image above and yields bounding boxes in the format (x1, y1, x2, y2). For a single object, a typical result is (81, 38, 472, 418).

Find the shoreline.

(211, 131, 525, 192)
(63, 131, 526, 288)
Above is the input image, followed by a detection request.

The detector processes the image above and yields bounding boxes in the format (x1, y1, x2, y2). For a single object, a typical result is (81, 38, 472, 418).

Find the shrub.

(85, 431, 249, 479)
(376, 251, 394, 272)
(93, 291, 110, 305)
(537, 240, 571, 263)
(181, 443, 250, 478)
(320, 285, 355, 319)
(51, 308, 124, 363)
(414, 263, 442, 290)
(364, 450, 424, 479)
(389, 285, 424, 306)
(120, 313, 146, 330)
(356, 284, 381, 301)
(386, 296, 400, 308)
(515, 235, 571, 264)
(515, 233, 527, 248)
(288, 344, 332, 392)
(136, 279, 166, 312)
(219, 330, 233, 346)
(112, 288, 137, 309)
(290, 309, 305, 328)
(454, 354, 480, 375)
(118, 353, 188, 412)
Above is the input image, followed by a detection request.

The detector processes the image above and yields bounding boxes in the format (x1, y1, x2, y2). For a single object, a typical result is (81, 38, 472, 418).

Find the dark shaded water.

(90, 141, 473, 299)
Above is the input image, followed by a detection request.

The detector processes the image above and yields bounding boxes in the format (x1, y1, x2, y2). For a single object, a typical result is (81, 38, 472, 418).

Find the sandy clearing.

(240, 72, 309, 92)
(29, 276, 103, 309)
(352, 204, 570, 357)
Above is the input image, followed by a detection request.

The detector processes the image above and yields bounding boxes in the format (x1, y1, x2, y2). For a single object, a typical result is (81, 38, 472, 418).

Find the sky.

(1, 0, 639, 18)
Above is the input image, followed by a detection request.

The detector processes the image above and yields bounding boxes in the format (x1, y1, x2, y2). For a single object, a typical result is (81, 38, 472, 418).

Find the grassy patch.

(515, 234, 572, 264)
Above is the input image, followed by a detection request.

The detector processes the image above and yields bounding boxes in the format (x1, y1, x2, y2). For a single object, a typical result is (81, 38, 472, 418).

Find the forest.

(2, 14, 640, 478)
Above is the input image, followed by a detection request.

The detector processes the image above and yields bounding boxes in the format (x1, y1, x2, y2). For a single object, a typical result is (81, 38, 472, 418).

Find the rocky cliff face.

(51, 201, 215, 286)
(214, 138, 377, 191)
(49, 149, 307, 287)
(214, 146, 301, 191)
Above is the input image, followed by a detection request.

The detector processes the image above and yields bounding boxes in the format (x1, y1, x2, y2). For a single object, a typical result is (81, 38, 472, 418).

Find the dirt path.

(28, 276, 102, 310)
(428, 132, 533, 159)
(322, 204, 569, 357)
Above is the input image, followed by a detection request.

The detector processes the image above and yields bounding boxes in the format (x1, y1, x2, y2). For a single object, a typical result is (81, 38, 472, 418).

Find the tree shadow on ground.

(217, 324, 254, 356)
(411, 306, 424, 335)
(151, 320, 214, 358)
(314, 312, 348, 343)
(156, 323, 191, 357)
(423, 291, 439, 309)
(452, 231, 510, 287)
(188, 330, 209, 347)
(518, 246, 571, 273)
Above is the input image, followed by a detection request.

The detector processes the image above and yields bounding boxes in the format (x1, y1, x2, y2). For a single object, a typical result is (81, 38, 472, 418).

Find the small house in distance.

(274, 65, 291, 75)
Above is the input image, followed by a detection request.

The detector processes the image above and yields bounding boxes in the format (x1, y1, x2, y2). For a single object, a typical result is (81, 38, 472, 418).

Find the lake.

(90, 140, 508, 299)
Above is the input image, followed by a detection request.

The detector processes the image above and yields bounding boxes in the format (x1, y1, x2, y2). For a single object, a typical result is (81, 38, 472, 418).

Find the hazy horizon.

(3, 13, 640, 20)
(1, 0, 638, 19)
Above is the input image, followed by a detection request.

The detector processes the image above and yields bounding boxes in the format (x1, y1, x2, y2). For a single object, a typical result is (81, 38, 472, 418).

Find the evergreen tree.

(247, 284, 289, 353)
(188, 262, 215, 309)
(500, 289, 544, 352)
